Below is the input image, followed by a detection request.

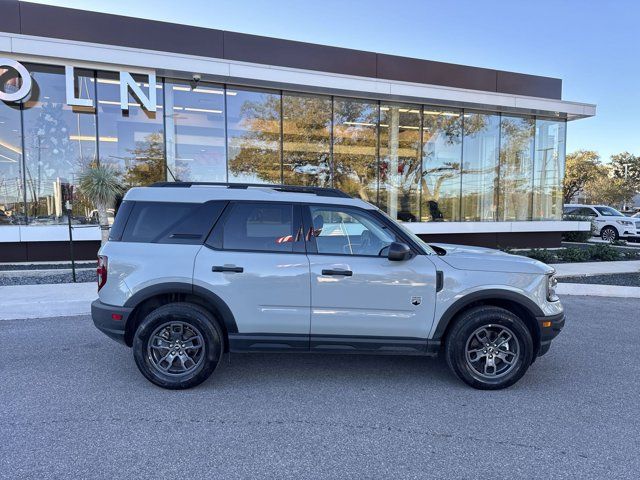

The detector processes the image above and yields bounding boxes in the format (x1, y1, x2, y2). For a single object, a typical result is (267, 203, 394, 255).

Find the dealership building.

(0, 1, 594, 262)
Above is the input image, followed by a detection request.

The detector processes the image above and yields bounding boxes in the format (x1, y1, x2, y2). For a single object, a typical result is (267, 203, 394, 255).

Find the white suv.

(564, 204, 639, 242)
(92, 183, 565, 390)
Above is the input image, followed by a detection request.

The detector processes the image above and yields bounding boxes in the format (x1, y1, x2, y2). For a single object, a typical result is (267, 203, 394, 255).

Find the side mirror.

(387, 242, 412, 261)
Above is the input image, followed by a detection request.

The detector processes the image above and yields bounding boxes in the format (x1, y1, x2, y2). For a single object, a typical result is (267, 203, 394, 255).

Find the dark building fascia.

(1, 0, 561, 99)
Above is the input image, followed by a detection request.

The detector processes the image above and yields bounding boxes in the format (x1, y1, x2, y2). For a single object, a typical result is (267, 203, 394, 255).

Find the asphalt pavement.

(1, 296, 639, 479)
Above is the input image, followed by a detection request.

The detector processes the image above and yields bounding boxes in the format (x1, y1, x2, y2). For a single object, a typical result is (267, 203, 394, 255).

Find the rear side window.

(121, 201, 226, 244)
(218, 202, 297, 253)
(109, 201, 134, 241)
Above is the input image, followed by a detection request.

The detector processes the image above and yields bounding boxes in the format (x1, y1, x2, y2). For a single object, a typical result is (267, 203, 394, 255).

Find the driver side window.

(309, 206, 396, 256)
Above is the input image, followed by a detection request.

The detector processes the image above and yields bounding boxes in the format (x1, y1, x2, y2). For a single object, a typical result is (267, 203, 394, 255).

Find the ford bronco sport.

(92, 183, 564, 390)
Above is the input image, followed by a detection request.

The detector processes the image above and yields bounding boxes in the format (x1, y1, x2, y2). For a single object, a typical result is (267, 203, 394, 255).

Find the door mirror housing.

(387, 242, 412, 261)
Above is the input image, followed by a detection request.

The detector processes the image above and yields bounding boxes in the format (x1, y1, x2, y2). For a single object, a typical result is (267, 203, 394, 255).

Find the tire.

(445, 306, 534, 390)
(133, 302, 223, 389)
(600, 226, 618, 243)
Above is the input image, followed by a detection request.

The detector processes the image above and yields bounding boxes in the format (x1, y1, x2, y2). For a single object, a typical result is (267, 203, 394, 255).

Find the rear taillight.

(97, 255, 108, 291)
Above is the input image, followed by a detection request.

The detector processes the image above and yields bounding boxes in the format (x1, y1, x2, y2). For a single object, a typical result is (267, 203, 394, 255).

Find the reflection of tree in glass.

(421, 112, 465, 204)
(228, 95, 281, 184)
(499, 116, 534, 220)
(282, 95, 331, 186)
(333, 100, 378, 201)
(122, 132, 167, 187)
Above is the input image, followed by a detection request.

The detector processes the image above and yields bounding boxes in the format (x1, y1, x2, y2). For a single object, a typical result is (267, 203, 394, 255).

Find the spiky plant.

(79, 164, 123, 245)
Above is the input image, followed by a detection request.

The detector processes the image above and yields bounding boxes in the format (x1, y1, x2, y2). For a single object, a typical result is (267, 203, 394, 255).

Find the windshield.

(595, 206, 624, 217)
(377, 209, 436, 255)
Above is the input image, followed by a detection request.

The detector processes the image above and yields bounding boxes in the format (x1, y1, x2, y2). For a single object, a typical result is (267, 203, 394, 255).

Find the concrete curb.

(551, 260, 640, 278)
(557, 283, 640, 298)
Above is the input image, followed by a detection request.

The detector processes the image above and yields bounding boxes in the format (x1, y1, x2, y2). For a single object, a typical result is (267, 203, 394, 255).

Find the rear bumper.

(91, 299, 133, 345)
(536, 312, 565, 356)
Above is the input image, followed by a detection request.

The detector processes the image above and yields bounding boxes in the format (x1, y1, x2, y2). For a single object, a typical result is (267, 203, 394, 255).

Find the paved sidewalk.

(551, 260, 640, 277)
(0, 282, 96, 320)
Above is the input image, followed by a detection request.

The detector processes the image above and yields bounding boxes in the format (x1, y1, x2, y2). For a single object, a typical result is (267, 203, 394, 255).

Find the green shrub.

(623, 250, 640, 260)
(524, 248, 557, 264)
(555, 247, 590, 263)
(586, 244, 622, 261)
(562, 215, 594, 243)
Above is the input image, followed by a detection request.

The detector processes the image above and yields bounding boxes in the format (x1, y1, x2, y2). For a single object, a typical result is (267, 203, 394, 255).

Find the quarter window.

(309, 206, 396, 256)
(222, 203, 296, 252)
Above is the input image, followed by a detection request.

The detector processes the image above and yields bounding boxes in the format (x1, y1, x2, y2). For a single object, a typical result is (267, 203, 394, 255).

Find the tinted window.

(595, 206, 623, 217)
(109, 201, 134, 241)
(576, 207, 597, 216)
(222, 203, 296, 252)
(121, 201, 225, 244)
(309, 206, 396, 256)
(160, 201, 227, 244)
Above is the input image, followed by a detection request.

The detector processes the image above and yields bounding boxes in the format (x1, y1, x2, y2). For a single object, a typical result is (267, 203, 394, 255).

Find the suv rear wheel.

(133, 302, 223, 389)
(445, 306, 534, 390)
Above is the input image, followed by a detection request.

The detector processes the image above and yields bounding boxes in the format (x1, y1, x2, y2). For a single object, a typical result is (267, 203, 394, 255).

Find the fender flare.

(123, 282, 238, 334)
(432, 289, 544, 341)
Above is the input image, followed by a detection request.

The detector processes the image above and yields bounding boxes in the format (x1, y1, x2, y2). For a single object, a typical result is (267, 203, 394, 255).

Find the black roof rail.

(149, 182, 352, 198)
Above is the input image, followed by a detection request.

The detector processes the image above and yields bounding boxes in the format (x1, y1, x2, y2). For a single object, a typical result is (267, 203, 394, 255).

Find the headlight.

(547, 274, 559, 302)
(617, 220, 632, 226)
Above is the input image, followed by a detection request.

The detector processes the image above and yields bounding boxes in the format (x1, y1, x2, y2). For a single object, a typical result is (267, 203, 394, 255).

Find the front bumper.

(91, 299, 133, 345)
(536, 312, 565, 356)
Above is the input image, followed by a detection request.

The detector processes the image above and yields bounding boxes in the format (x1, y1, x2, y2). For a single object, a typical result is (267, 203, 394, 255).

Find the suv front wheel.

(600, 226, 618, 243)
(445, 306, 534, 390)
(133, 302, 223, 389)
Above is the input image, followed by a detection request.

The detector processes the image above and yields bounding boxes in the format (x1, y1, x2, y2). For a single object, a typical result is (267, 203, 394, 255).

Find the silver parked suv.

(92, 183, 565, 390)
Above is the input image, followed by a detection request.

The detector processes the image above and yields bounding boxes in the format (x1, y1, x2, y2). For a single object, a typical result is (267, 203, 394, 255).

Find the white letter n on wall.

(119, 72, 157, 112)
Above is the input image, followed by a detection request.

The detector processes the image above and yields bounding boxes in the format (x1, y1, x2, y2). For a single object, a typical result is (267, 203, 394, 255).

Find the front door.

(193, 201, 310, 350)
(304, 205, 437, 352)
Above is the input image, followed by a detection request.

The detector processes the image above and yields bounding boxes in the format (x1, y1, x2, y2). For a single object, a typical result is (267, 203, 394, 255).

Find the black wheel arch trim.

(123, 282, 239, 335)
(432, 289, 545, 341)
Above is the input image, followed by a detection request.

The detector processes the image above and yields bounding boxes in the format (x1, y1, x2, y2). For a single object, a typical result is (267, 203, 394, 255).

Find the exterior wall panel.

(0, 0, 20, 34)
(376, 54, 498, 93)
(496, 71, 562, 100)
(223, 31, 377, 78)
(6, 1, 562, 99)
(18, 2, 225, 59)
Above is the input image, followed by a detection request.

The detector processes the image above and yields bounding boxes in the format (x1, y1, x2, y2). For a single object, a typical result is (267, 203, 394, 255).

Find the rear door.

(193, 201, 310, 350)
(303, 204, 437, 352)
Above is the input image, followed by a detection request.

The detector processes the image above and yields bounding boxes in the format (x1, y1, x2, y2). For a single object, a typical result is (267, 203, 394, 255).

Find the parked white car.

(564, 204, 640, 242)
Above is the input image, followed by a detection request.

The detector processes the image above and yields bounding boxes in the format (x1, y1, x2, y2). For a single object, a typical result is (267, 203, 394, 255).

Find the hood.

(429, 243, 554, 275)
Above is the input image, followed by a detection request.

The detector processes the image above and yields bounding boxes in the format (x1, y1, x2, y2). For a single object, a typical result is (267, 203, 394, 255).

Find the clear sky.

(31, 0, 639, 162)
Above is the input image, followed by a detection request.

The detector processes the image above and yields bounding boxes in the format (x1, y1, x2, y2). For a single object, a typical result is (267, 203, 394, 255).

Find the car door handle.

(322, 269, 353, 276)
(212, 265, 244, 273)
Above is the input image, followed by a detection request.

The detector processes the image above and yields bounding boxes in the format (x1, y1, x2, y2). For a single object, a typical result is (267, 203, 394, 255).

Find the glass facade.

(499, 115, 535, 221)
(0, 62, 568, 226)
(461, 112, 500, 221)
(0, 66, 23, 225)
(22, 64, 96, 223)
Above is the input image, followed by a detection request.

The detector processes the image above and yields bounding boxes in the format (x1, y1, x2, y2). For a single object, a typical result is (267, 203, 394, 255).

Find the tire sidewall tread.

(133, 302, 223, 390)
(445, 305, 534, 390)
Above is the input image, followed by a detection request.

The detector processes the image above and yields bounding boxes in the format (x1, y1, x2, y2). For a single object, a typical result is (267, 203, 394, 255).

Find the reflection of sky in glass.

(166, 80, 226, 182)
(96, 73, 163, 176)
